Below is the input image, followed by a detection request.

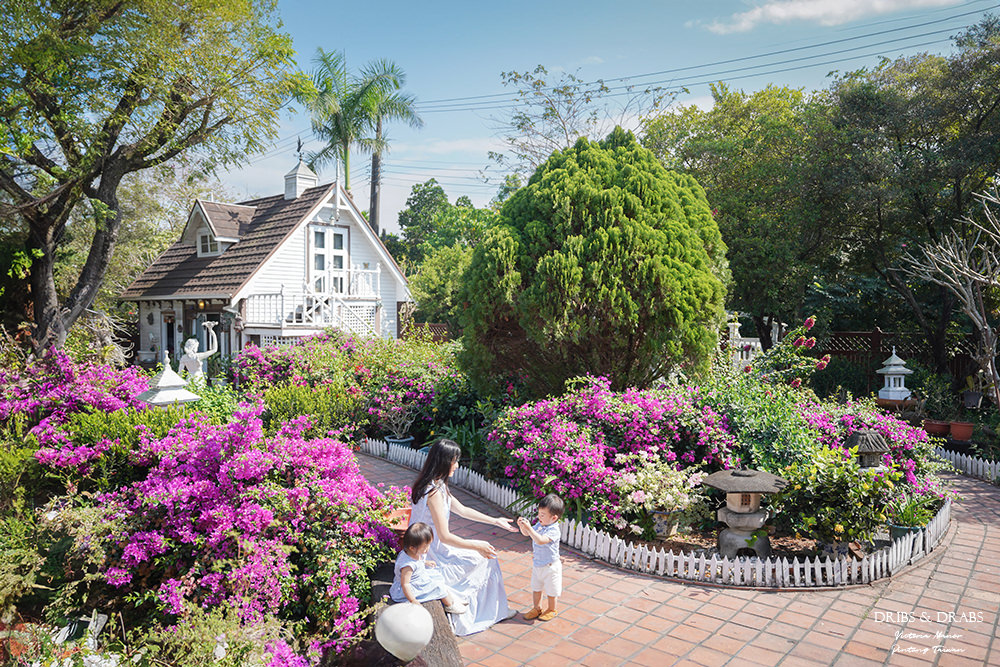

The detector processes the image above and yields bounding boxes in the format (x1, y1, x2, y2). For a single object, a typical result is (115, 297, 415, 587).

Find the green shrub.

(461, 127, 728, 396)
(57, 405, 189, 492)
(262, 383, 368, 440)
(773, 447, 896, 544)
(810, 356, 877, 400)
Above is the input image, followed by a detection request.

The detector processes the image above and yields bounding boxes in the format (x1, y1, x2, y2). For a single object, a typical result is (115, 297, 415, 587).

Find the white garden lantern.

(877, 347, 913, 401)
(136, 352, 201, 408)
(375, 603, 433, 662)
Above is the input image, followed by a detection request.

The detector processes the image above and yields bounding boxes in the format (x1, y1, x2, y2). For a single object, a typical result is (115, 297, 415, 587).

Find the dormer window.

(199, 232, 220, 257)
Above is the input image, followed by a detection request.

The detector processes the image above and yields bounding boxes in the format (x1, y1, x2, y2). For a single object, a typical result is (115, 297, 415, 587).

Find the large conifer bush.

(461, 127, 728, 395)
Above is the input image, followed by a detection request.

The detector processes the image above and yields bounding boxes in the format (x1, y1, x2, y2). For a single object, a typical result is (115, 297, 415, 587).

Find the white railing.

(320, 264, 381, 298)
(245, 287, 378, 337)
(935, 447, 1000, 485)
(361, 438, 953, 589)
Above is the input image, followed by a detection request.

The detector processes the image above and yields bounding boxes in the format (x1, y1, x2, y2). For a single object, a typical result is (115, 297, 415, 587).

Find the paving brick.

(356, 456, 998, 667)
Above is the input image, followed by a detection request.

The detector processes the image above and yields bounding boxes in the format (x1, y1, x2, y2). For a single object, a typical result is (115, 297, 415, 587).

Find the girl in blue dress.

(408, 439, 517, 635)
(389, 522, 468, 614)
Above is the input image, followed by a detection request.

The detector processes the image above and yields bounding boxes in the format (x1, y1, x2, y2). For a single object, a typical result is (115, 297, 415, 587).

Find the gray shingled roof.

(200, 200, 256, 239)
(121, 184, 334, 300)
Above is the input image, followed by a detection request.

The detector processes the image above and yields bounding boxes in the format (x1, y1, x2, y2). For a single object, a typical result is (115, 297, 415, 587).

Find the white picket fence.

(935, 447, 1000, 485)
(361, 438, 952, 588)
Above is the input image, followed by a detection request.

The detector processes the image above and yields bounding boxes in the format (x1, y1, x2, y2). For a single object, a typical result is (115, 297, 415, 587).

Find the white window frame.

(197, 229, 220, 257)
(309, 223, 349, 294)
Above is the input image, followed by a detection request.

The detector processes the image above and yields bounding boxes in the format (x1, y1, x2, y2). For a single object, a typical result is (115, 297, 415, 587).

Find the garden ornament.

(179, 321, 218, 384)
(703, 468, 787, 559)
(847, 428, 890, 470)
(375, 602, 433, 662)
(136, 352, 201, 407)
(877, 347, 913, 401)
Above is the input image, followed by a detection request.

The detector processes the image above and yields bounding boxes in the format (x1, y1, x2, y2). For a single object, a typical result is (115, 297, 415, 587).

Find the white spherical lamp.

(375, 603, 433, 662)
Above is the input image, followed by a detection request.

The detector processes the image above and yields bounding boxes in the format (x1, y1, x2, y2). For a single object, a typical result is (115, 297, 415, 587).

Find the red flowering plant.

(745, 316, 829, 389)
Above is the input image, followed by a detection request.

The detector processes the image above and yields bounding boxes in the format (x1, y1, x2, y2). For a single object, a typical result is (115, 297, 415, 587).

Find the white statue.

(179, 321, 218, 384)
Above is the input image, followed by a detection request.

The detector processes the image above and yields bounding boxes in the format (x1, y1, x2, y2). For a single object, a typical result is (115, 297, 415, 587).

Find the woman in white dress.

(408, 439, 517, 635)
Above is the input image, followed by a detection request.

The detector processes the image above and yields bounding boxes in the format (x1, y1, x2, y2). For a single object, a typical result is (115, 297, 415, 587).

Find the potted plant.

(885, 492, 937, 541)
(611, 451, 711, 540)
(368, 374, 433, 448)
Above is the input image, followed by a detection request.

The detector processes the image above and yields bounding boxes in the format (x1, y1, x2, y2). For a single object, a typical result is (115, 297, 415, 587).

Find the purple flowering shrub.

(0, 348, 149, 440)
(486, 376, 740, 532)
(94, 403, 406, 654)
(233, 331, 466, 441)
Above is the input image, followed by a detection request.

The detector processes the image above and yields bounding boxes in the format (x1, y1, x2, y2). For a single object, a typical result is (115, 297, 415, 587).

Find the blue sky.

(226, 0, 999, 234)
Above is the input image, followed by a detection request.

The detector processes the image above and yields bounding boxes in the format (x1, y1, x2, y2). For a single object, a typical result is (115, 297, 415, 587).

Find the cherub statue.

(179, 321, 218, 384)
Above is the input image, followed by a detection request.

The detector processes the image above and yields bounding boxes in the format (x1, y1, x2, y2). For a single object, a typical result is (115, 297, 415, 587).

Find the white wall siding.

(245, 225, 307, 295)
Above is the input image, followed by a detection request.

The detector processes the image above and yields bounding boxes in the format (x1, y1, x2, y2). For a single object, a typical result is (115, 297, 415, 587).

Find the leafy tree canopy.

(642, 84, 839, 348)
(0, 0, 304, 353)
(461, 127, 728, 396)
(408, 242, 473, 332)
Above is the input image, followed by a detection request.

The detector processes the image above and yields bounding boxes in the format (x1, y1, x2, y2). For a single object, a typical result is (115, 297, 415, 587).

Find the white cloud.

(706, 0, 960, 34)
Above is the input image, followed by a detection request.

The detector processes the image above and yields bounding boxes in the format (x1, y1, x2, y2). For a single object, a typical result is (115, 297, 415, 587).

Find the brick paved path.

(357, 454, 1000, 666)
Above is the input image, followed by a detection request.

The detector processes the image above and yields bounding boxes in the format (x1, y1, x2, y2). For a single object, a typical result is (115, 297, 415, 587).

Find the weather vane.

(296, 136, 303, 161)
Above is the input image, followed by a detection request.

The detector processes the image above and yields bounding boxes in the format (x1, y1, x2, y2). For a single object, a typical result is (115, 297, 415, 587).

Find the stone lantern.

(877, 347, 913, 401)
(703, 468, 787, 559)
(846, 428, 890, 470)
(136, 352, 201, 407)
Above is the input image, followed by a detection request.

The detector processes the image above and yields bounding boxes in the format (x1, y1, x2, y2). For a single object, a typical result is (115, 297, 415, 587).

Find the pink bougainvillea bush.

(232, 330, 467, 440)
(488, 372, 951, 546)
(0, 347, 149, 440)
(92, 403, 407, 655)
(485, 376, 741, 536)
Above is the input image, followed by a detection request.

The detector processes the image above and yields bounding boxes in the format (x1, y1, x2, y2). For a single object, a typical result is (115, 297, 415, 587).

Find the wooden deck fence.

(361, 438, 953, 589)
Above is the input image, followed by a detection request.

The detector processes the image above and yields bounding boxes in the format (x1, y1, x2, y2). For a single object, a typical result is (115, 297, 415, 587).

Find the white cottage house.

(121, 161, 411, 363)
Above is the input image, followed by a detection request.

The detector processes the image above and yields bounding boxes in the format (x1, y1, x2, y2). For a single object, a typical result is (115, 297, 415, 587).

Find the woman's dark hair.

(402, 522, 434, 551)
(411, 439, 462, 504)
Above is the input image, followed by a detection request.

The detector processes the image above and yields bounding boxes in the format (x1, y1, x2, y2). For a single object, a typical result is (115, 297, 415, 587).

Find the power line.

(416, 35, 957, 114)
(413, 3, 996, 110)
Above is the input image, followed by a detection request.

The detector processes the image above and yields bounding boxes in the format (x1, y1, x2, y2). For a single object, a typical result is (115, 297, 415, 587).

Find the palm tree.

(300, 50, 422, 233)
(300, 49, 367, 191)
(359, 59, 422, 233)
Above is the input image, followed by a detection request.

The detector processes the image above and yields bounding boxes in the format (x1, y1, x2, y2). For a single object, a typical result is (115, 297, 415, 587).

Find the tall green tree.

(642, 84, 838, 348)
(396, 179, 450, 265)
(462, 127, 728, 396)
(0, 0, 300, 353)
(823, 17, 1000, 369)
(299, 50, 421, 233)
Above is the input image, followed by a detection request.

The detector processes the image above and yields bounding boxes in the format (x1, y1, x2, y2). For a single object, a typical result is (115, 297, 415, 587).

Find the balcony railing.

(245, 287, 379, 337)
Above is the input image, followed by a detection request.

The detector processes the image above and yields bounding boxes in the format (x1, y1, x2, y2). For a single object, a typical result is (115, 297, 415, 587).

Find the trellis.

(360, 438, 953, 589)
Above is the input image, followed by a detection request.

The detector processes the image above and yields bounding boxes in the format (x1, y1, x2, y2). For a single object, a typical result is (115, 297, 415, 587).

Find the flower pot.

(386, 507, 412, 532)
(963, 390, 983, 409)
(922, 419, 950, 436)
(949, 421, 974, 442)
(651, 510, 681, 538)
(888, 524, 923, 542)
(385, 435, 415, 449)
